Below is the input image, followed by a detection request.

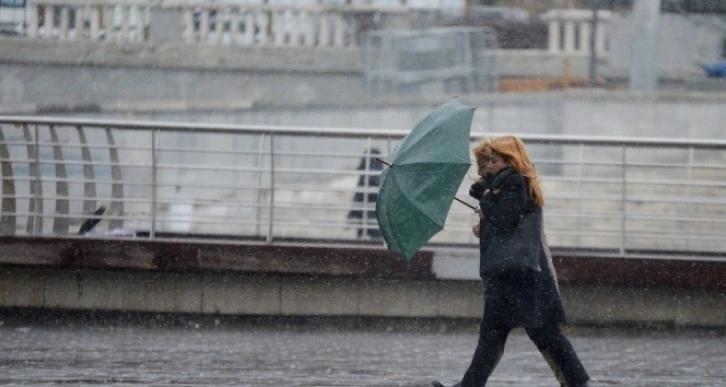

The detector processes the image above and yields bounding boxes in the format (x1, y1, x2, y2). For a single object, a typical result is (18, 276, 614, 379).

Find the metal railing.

(1, 115, 726, 258)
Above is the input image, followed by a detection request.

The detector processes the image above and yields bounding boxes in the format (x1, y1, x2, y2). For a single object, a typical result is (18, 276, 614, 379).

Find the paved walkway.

(0, 318, 724, 386)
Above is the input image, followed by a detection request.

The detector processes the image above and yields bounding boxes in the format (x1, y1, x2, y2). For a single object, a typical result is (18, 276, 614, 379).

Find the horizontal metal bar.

(5, 116, 726, 148)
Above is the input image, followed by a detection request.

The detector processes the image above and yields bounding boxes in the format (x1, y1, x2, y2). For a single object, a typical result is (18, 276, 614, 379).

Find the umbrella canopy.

(376, 98, 475, 260)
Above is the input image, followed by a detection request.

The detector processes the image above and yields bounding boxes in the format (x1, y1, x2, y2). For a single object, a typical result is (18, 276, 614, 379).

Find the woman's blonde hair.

(473, 135, 545, 207)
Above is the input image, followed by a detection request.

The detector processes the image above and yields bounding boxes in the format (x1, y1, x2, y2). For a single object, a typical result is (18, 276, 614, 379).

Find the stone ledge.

(1, 236, 724, 290)
(0, 38, 362, 73)
(0, 236, 435, 280)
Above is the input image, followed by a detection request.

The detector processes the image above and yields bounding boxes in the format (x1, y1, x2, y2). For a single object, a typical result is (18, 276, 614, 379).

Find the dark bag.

(482, 211, 542, 275)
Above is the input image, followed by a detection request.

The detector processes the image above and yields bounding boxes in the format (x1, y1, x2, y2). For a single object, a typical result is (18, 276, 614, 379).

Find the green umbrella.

(376, 98, 475, 261)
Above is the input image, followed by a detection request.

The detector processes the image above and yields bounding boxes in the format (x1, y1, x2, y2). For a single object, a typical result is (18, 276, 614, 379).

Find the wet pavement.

(0, 318, 724, 386)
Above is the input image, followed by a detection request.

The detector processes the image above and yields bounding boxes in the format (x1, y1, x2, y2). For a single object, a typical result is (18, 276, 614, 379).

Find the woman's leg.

(525, 326, 590, 386)
(460, 325, 510, 387)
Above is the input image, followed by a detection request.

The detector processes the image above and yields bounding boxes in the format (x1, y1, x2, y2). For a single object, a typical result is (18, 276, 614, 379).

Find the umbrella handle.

(454, 197, 478, 211)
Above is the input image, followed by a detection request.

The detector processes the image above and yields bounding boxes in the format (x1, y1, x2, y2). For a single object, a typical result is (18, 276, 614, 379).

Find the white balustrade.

(22, 0, 408, 49)
(26, 0, 149, 43)
(172, 4, 406, 49)
(542, 9, 611, 57)
(19, 2, 606, 54)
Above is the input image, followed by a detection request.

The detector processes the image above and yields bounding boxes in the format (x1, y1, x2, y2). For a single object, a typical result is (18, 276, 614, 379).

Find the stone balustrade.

(21, 0, 410, 48)
(15, 2, 609, 56)
(541, 8, 611, 57)
(25, 0, 149, 42)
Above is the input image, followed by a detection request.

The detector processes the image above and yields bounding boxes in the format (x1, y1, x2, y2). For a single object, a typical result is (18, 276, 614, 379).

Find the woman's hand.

(472, 223, 481, 238)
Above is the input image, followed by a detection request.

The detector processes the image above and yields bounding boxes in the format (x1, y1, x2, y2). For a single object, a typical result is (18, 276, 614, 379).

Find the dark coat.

(471, 167, 567, 328)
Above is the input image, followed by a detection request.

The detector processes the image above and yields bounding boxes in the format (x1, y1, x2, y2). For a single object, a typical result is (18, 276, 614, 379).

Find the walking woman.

(432, 136, 590, 387)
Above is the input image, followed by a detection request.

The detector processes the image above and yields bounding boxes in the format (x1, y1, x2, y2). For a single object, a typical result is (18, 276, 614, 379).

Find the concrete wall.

(2, 265, 725, 328)
(0, 39, 364, 109)
(3, 35, 726, 118)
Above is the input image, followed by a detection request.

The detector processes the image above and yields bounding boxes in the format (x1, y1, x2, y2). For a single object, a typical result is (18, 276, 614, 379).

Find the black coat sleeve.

(469, 181, 488, 200)
(480, 172, 526, 232)
(469, 174, 494, 200)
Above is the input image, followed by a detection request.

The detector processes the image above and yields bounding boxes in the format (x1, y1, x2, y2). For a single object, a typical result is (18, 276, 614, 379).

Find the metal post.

(266, 134, 275, 244)
(576, 143, 585, 246)
(686, 147, 694, 249)
(620, 145, 627, 255)
(255, 133, 267, 237)
(33, 124, 40, 235)
(150, 129, 158, 239)
(361, 137, 373, 240)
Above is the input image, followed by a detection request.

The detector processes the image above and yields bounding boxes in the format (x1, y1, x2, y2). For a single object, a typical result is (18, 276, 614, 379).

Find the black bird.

(77, 206, 106, 234)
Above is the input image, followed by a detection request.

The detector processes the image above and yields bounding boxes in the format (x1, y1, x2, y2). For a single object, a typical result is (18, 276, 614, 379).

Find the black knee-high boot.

(460, 326, 510, 387)
(525, 326, 590, 387)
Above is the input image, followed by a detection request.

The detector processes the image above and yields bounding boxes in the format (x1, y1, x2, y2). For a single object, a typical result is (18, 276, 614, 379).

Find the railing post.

(31, 124, 42, 235)
(620, 145, 627, 255)
(266, 133, 275, 244)
(34, 124, 41, 234)
(255, 133, 266, 237)
(361, 137, 373, 240)
(150, 129, 158, 239)
(105, 128, 124, 230)
(576, 143, 585, 247)
(686, 146, 694, 249)
(0, 125, 17, 236)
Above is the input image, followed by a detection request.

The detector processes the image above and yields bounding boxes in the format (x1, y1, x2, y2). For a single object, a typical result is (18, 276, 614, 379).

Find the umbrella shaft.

(455, 197, 477, 210)
(376, 158, 392, 167)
